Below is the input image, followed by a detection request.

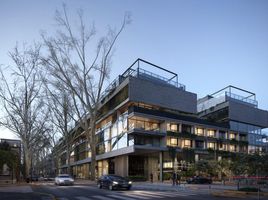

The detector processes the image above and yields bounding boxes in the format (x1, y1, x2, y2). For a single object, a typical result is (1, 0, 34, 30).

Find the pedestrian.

(150, 173, 153, 183)
(172, 172, 176, 186)
(176, 173, 181, 185)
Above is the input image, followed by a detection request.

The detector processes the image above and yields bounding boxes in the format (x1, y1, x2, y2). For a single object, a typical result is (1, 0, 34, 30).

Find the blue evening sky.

(0, 0, 268, 138)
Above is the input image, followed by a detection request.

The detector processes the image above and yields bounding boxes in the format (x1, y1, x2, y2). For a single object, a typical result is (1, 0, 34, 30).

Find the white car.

(55, 174, 74, 186)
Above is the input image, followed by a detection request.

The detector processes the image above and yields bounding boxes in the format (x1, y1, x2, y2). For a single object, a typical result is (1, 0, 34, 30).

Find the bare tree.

(43, 80, 78, 175)
(42, 5, 130, 180)
(0, 44, 50, 178)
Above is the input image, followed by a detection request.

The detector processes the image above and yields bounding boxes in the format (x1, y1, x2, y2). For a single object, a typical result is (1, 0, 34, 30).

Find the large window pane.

(104, 128, 110, 141)
(111, 124, 117, 138)
(118, 133, 127, 148)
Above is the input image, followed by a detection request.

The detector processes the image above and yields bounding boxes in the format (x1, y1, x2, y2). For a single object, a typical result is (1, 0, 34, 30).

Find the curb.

(212, 190, 268, 198)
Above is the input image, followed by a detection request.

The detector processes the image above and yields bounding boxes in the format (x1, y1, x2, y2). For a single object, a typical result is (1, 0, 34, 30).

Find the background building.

(0, 138, 21, 184)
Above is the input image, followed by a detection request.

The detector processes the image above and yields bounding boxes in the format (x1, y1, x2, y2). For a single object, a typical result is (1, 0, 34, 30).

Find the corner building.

(58, 59, 268, 181)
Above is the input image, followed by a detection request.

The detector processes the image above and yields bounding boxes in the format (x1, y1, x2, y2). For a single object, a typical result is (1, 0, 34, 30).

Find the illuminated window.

(207, 130, 215, 137)
(208, 142, 215, 149)
(163, 162, 173, 168)
(229, 133, 236, 140)
(183, 140, 191, 148)
(230, 145, 236, 152)
(170, 138, 178, 146)
(196, 128, 204, 136)
(219, 144, 227, 151)
(167, 123, 178, 132)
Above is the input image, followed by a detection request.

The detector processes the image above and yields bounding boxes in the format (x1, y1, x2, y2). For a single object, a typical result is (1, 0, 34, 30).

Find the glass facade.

(96, 112, 128, 155)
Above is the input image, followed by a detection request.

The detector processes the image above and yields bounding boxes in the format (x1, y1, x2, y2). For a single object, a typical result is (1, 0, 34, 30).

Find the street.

(1, 181, 265, 200)
(30, 183, 249, 200)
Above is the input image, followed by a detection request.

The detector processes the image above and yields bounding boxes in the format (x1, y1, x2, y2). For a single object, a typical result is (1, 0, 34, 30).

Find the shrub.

(163, 172, 172, 180)
(238, 187, 260, 192)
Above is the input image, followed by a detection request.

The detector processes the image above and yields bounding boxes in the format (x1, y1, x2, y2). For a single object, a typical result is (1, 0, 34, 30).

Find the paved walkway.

(0, 185, 33, 193)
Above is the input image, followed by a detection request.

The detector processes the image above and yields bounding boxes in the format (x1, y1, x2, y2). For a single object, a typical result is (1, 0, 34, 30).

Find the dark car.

(26, 175, 39, 182)
(97, 175, 132, 190)
(186, 176, 212, 184)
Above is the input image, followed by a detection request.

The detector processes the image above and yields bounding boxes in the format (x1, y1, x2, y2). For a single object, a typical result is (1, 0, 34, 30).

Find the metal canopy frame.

(121, 58, 178, 84)
(210, 85, 256, 101)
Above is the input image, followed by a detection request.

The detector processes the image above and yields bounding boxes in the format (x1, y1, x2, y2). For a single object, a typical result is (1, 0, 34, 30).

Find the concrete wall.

(114, 155, 128, 177)
(229, 101, 268, 128)
(128, 76, 197, 114)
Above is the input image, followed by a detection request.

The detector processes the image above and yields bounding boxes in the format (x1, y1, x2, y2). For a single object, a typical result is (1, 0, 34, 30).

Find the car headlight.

(59, 179, 64, 182)
(128, 181, 132, 184)
(112, 181, 118, 185)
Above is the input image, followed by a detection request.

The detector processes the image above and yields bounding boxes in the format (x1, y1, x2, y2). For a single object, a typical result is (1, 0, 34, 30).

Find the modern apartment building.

(58, 59, 268, 181)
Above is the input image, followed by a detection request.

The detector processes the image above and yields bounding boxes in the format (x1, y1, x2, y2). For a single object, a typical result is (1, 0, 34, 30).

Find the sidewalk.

(0, 184, 33, 193)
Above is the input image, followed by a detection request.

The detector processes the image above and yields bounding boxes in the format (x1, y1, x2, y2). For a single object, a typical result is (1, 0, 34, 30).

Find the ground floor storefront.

(59, 149, 210, 181)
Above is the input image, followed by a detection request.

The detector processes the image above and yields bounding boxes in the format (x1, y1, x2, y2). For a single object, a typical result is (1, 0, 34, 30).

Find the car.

(55, 174, 74, 186)
(97, 175, 132, 190)
(186, 176, 212, 184)
(26, 175, 39, 182)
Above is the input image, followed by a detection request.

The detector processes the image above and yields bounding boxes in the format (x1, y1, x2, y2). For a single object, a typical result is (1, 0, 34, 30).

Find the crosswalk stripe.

(122, 193, 150, 199)
(57, 198, 69, 200)
(138, 191, 191, 197)
(125, 192, 166, 198)
(108, 194, 136, 200)
(75, 196, 92, 200)
(92, 195, 112, 200)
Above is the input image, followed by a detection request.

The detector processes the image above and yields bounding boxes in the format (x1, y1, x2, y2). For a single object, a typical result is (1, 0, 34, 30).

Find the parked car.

(97, 175, 132, 190)
(44, 176, 55, 181)
(26, 175, 39, 182)
(55, 174, 74, 186)
(186, 176, 212, 184)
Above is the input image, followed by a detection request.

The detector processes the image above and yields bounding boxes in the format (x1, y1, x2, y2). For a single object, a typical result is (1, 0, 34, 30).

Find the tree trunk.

(24, 147, 31, 178)
(89, 116, 97, 181)
(66, 143, 71, 175)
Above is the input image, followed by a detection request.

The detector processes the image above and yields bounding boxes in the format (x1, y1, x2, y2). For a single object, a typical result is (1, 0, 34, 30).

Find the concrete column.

(204, 128, 207, 137)
(216, 130, 219, 139)
(191, 125, 195, 134)
(174, 156, 178, 172)
(115, 155, 128, 177)
(178, 123, 182, 132)
(192, 140, 196, 149)
(159, 151, 163, 182)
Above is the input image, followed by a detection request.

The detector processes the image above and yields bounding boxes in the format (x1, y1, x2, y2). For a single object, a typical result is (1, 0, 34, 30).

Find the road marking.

(108, 194, 136, 200)
(142, 191, 189, 197)
(122, 193, 150, 199)
(125, 192, 164, 198)
(92, 195, 112, 200)
(75, 197, 92, 200)
(57, 198, 69, 200)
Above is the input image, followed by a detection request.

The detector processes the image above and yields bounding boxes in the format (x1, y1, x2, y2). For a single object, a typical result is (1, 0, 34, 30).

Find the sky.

(0, 0, 268, 139)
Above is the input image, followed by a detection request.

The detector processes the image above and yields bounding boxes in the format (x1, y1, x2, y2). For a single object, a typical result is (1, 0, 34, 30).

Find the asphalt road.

(31, 183, 251, 200)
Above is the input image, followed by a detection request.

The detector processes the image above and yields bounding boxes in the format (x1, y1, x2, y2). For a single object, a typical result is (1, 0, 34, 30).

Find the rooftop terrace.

(100, 58, 185, 101)
(197, 85, 258, 113)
